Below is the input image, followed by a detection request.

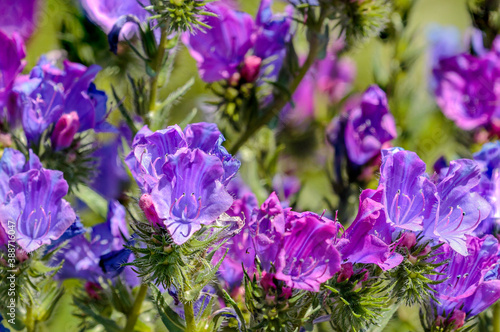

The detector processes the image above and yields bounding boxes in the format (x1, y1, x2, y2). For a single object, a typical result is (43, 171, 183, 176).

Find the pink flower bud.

(51, 111, 80, 150)
(85, 281, 103, 300)
(240, 55, 262, 83)
(337, 262, 354, 283)
(139, 193, 162, 226)
(399, 232, 417, 250)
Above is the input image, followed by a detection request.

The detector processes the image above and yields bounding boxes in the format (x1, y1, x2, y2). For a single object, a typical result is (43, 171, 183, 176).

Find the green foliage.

(147, 0, 217, 33)
(126, 213, 242, 304)
(325, 269, 389, 332)
(0, 247, 65, 331)
(386, 240, 448, 306)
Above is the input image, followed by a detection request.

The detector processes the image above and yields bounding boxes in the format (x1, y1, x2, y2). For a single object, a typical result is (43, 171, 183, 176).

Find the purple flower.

(473, 141, 500, 235)
(182, 0, 291, 83)
(433, 53, 500, 131)
(57, 200, 137, 284)
(0, 0, 40, 40)
(251, 193, 341, 292)
(16, 57, 111, 145)
(337, 188, 403, 270)
(126, 123, 239, 194)
(315, 49, 356, 103)
(150, 148, 234, 245)
(423, 159, 491, 255)
(343, 85, 397, 165)
(90, 134, 130, 200)
(272, 174, 300, 204)
(430, 235, 500, 321)
(0, 148, 26, 204)
(288, 0, 319, 5)
(214, 180, 258, 289)
(0, 151, 76, 252)
(280, 73, 316, 129)
(182, 3, 255, 82)
(80, 0, 151, 39)
(377, 148, 491, 255)
(0, 31, 26, 128)
(378, 148, 437, 232)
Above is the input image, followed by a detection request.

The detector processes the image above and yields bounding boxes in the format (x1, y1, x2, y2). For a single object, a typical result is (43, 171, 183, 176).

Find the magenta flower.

(337, 189, 403, 270)
(251, 193, 341, 292)
(0, 151, 76, 252)
(182, 0, 291, 83)
(0, 0, 40, 40)
(0, 30, 26, 128)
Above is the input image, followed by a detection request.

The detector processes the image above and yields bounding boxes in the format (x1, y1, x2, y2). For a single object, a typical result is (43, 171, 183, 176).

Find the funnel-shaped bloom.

(150, 148, 233, 245)
(0, 151, 76, 252)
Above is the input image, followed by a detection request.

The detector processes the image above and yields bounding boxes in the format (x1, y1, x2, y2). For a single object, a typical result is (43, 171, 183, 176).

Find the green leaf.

(74, 185, 108, 219)
(152, 285, 185, 332)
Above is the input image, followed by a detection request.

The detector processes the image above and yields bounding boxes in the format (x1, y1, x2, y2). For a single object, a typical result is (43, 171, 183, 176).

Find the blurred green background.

(21, 0, 477, 331)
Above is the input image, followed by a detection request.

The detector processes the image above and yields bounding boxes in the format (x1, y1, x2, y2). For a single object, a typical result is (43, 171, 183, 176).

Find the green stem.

(183, 302, 197, 332)
(148, 26, 169, 114)
(494, 301, 500, 332)
(25, 305, 35, 332)
(123, 283, 149, 332)
(229, 12, 326, 155)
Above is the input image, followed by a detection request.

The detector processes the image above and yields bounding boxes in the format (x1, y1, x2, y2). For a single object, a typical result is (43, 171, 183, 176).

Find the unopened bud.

(240, 55, 262, 83)
(139, 194, 162, 226)
(51, 111, 80, 151)
(337, 262, 354, 283)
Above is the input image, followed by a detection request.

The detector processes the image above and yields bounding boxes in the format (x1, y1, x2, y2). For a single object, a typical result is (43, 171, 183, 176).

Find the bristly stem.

(25, 304, 35, 332)
(229, 9, 327, 155)
(123, 283, 149, 332)
(148, 25, 169, 114)
(183, 301, 197, 332)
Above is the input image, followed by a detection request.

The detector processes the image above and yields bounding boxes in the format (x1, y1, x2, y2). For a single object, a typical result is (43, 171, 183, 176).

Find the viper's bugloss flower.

(151, 148, 234, 245)
(57, 200, 136, 284)
(377, 148, 491, 255)
(0, 148, 26, 204)
(429, 235, 500, 326)
(251, 192, 341, 292)
(16, 57, 111, 145)
(90, 134, 130, 201)
(80, 0, 151, 39)
(0, 151, 76, 252)
(327, 85, 397, 166)
(473, 141, 500, 235)
(0, 0, 39, 41)
(213, 178, 259, 289)
(272, 174, 300, 204)
(433, 51, 500, 132)
(337, 188, 403, 270)
(127, 123, 239, 245)
(182, 0, 291, 83)
(126, 122, 239, 194)
(50, 111, 80, 151)
(0, 31, 26, 128)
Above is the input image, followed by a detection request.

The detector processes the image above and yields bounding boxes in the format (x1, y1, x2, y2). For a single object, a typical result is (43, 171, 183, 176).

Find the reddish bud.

(85, 281, 103, 300)
(139, 193, 162, 226)
(337, 262, 354, 283)
(51, 111, 80, 150)
(240, 55, 262, 83)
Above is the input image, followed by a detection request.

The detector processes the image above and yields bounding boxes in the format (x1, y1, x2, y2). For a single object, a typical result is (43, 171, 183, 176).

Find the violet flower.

(58, 200, 138, 285)
(0, 31, 26, 128)
(0, 148, 26, 204)
(0, 151, 76, 252)
(182, 0, 291, 83)
(80, 0, 151, 39)
(213, 178, 259, 289)
(150, 148, 234, 245)
(0, 0, 39, 41)
(16, 57, 112, 145)
(433, 52, 500, 131)
(473, 141, 500, 235)
(251, 192, 341, 292)
(429, 235, 500, 325)
(343, 85, 397, 165)
(336, 188, 403, 270)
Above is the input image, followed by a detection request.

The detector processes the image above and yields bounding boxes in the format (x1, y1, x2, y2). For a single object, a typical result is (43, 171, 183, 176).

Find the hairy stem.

(183, 301, 197, 332)
(123, 283, 149, 332)
(25, 305, 35, 332)
(229, 12, 327, 155)
(148, 26, 169, 113)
